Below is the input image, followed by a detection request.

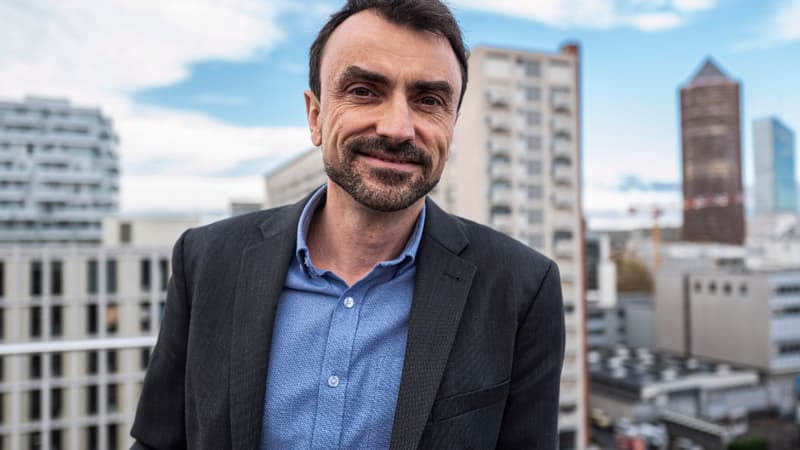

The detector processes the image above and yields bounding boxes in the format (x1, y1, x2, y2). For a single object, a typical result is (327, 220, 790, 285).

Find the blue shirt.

(261, 186, 426, 450)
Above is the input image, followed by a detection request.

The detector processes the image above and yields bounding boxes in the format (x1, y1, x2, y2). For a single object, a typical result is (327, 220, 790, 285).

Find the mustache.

(345, 137, 432, 166)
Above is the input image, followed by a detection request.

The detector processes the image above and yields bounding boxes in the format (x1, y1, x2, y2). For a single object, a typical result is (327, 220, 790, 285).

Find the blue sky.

(1, 0, 798, 228)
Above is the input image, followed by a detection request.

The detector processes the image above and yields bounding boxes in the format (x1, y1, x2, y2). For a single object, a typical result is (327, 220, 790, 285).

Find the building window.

(86, 385, 98, 415)
(740, 283, 748, 295)
(723, 283, 732, 295)
(87, 351, 98, 374)
(106, 259, 117, 294)
(139, 302, 151, 332)
(30, 354, 42, 379)
(28, 431, 42, 450)
(29, 389, 41, 420)
(526, 111, 541, 126)
(106, 303, 118, 334)
(51, 388, 63, 418)
(120, 222, 132, 244)
(141, 348, 151, 370)
(709, 281, 717, 294)
(30, 306, 42, 338)
(51, 260, 62, 296)
(159, 258, 169, 291)
(51, 353, 62, 378)
(86, 304, 98, 335)
(694, 281, 702, 293)
(525, 86, 541, 102)
(107, 350, 118, 373)
(87, 260, 98, 295)
(140, 259, 151, 291)
(107, 424, 118, 450)
(31, 260, 42, 296)
(523, 59, 540, 77)
(50, 429, 62, 450)
(51, 305, 63, 337)
(86, 426, 98, 450)
(107, 384, 118, 412)
(0, 261, 5, 298)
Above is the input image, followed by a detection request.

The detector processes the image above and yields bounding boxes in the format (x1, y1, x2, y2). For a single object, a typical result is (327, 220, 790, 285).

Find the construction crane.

(627, 205, 663, 272)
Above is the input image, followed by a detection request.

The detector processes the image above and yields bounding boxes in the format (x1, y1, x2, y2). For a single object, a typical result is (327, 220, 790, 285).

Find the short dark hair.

(309, 0, 469, 109)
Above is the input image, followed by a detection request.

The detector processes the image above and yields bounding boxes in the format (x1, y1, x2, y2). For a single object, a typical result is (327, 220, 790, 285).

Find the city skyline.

(1, 0, 798, 229)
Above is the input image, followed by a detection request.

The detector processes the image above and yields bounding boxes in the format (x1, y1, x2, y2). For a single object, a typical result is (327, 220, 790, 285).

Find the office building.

(679, 59, 745, 245)
(0, 216, 197, 449)
(656, 267, 800, 378)
(747, 213, 800, 269)
(753, 117, 796, 214)
(264, 44, 588, 449)
(0, 96, 119, 243)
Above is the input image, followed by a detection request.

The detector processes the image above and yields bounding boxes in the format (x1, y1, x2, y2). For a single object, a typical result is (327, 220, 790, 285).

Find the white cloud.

(0, 0, 314, 213)
(733, 0, 800, 51)
(449, 0, 717, 31)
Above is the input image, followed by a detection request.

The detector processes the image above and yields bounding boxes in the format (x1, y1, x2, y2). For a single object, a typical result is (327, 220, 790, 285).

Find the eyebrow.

(337, 65, 455, 103)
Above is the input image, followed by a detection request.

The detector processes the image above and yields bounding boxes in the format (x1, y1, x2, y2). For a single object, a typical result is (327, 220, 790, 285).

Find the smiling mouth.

(358, 152, 419, 166)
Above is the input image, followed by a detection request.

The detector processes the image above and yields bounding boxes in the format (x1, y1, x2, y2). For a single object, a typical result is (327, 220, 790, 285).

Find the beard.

(324, 136, 440, 212)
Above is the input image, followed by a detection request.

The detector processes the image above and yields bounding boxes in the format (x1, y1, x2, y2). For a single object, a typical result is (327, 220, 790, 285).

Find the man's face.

(305, 10, 461, 212)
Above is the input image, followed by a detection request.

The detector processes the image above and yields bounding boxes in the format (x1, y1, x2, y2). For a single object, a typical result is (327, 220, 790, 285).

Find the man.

(131, 1, 564, 449)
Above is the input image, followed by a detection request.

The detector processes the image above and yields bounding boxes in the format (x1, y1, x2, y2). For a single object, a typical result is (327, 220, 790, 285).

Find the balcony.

(486, 88, 511, 107)
(553, 164, 574, 185)
(490, 162, 512, 181)
(553, 190, 575, 210)
(488, 138, 512, 157)
(551, 117, 573, 137)
(551, 92, 572, 112)
(554, 239, 574, 259)
(551, 212, 575, 231)
(0, 167, 33, 182)
(553, 139, 573, 159)
(490, 214, 512, 232)
(490, 188, 513, 207)
(34, 169, 104, 184)
(486, 112, 512, 132)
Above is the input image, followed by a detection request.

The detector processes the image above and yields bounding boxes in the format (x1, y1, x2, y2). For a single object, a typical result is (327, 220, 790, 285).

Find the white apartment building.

(0, 97, 119, 243)
(0, 216, 197, 450)
(263, 44, 588, 450)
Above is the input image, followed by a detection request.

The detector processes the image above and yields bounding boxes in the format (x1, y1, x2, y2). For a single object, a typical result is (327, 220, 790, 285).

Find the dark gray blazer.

(131, 196, 565, 450)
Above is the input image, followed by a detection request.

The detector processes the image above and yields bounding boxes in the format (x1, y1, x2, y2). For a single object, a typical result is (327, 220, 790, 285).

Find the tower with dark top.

(679, 59, 745, 245)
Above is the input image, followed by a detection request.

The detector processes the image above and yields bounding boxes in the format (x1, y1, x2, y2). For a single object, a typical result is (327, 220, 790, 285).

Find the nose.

(376, 95, 415, 144)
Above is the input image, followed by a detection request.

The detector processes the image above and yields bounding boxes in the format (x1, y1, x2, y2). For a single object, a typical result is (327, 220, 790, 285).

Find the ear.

(304, 90, 322, 147)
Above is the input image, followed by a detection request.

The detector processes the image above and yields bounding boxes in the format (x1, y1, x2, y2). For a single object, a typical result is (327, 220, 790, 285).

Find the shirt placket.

(310, 284, 364, 450)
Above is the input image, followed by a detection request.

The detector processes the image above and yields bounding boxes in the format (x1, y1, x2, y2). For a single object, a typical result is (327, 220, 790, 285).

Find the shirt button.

(327, 375, 339, 388)
(343, 296, 355, 309)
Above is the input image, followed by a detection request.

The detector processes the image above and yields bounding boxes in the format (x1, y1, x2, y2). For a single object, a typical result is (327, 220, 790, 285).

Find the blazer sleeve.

(130, 230, 192, 449)
(497, 260, 566, 450)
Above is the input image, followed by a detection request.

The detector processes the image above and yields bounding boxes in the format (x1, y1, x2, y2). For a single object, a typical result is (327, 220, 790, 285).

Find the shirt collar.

(295, 185, 427, 276)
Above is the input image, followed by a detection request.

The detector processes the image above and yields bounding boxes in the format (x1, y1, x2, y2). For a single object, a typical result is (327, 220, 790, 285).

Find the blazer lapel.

(390, 199, 477, 450)
(229, 201, 303, 449)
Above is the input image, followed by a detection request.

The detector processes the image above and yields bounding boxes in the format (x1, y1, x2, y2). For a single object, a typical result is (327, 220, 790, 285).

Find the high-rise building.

(679, 59, 745, 245)
(263, 44, 588, 450)
(0, 96, 119, 243)
(440, 44, 586, 449)
(753, 117, 796, 214)
(0, 216, 197, 449)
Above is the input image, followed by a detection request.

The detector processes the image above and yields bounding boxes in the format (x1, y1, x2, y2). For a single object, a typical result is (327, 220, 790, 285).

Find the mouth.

(357, 151, 420, 169)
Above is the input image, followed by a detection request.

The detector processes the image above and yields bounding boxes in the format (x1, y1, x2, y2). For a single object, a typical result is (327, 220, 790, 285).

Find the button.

(327, 375, 339, 388)
(343, 296, 355, 309)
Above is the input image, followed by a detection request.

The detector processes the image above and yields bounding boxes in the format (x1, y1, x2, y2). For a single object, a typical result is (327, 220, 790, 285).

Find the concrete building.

(590, 346, 793, 450)
(265, 44, 588, 449)
(753, 117, 796, 214)
(747, 213, 800, 269)
(656, 267, 800, 379)
(679, 59, 745, 245)
(0, 97, 119, 243)
(264, 148, 325, 208)
(0, 216, 197, 449)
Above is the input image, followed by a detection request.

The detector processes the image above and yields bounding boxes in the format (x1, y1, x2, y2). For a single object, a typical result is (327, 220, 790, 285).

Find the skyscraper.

(753, 116, 797, 214)
(439, 43, 587, 450)
(0, 96, 119, 243)
(679, 59, 745, 245)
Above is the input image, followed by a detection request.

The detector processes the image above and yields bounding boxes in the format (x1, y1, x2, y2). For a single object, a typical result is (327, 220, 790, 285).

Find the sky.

(1, 0, 798, 229)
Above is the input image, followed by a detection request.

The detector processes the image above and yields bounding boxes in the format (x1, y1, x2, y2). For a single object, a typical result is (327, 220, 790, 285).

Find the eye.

(350, 86, 373, 97)
(420, 96, 443, 107)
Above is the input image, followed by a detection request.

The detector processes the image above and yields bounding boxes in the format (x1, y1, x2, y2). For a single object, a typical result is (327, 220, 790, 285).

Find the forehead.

(320, 10, 461, 93)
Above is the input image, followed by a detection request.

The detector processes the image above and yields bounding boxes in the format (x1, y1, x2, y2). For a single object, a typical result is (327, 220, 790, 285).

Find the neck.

(306, 182, 423, 286)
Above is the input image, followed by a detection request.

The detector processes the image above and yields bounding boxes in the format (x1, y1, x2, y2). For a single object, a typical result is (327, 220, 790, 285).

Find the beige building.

(264, 44, 587, 450)
(0, 216, 198, 449)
